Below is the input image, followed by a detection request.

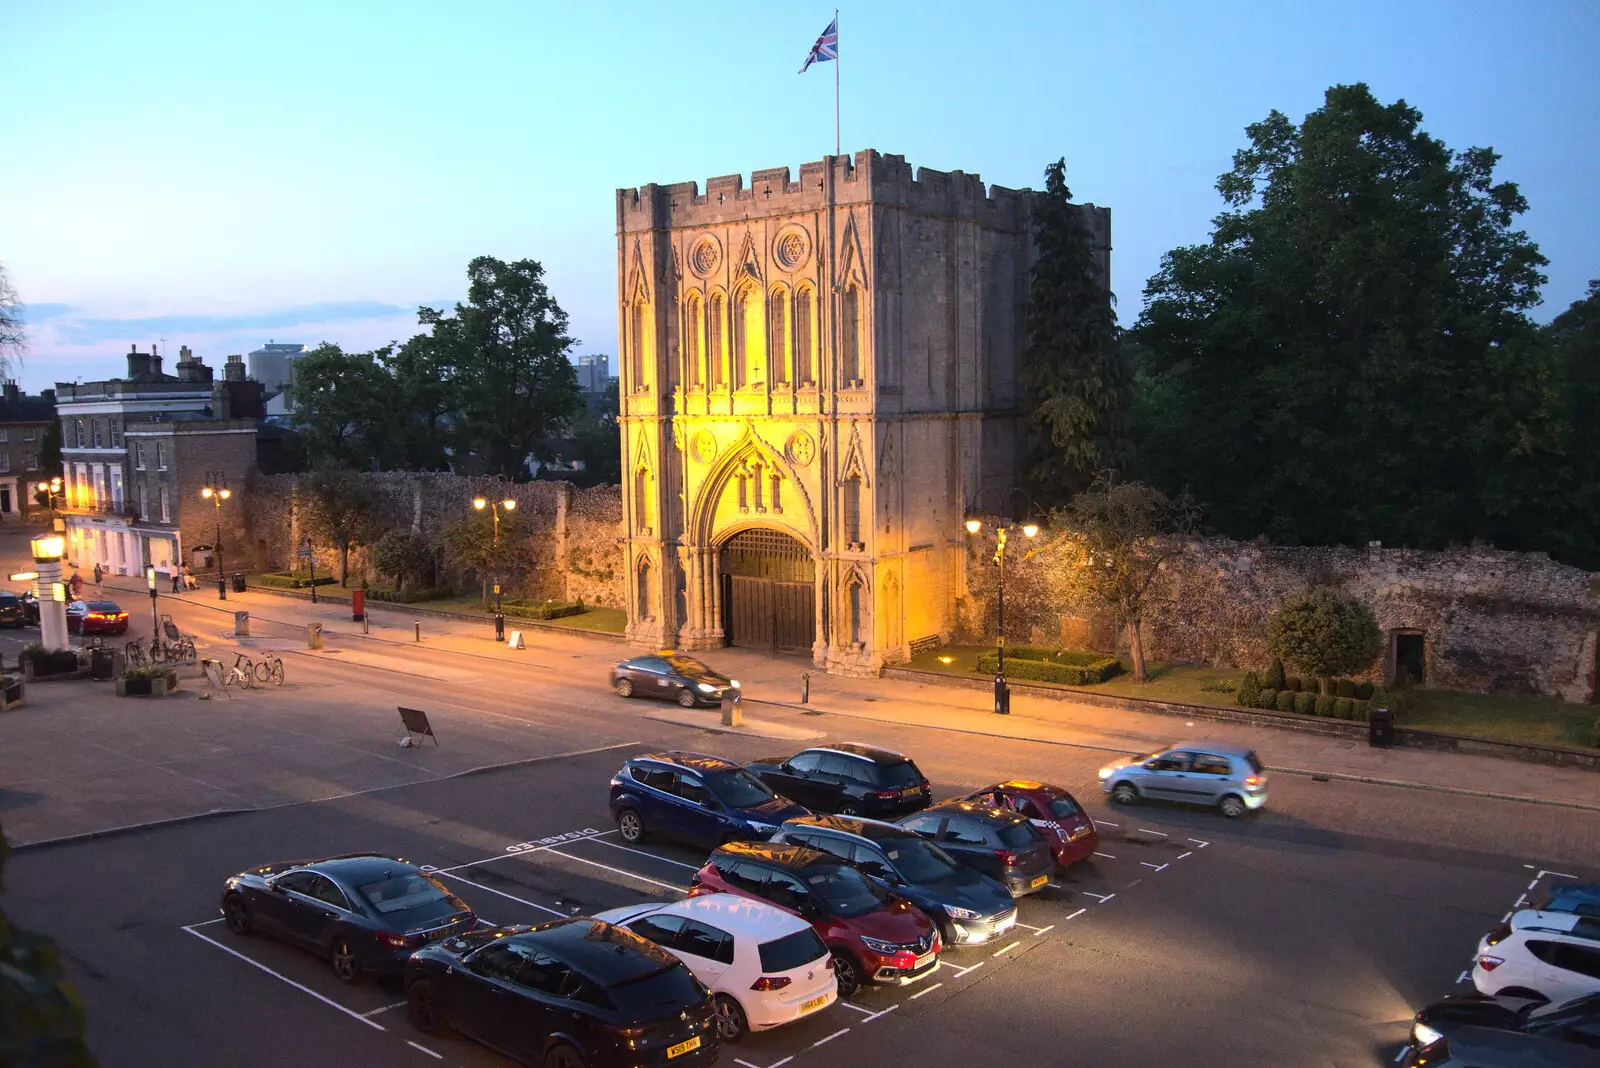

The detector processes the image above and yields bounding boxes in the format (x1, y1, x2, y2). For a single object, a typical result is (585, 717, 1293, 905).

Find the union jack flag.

(798, 16, 838, 74)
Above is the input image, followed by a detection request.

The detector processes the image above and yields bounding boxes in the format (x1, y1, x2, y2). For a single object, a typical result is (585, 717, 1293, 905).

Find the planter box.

(0, 678, 23, 710)
(22, 651, 83, 678)
(116, 672, 179, 698)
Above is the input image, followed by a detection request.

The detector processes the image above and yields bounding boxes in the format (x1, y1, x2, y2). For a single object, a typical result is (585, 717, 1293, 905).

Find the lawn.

(246, 581, 628, 635)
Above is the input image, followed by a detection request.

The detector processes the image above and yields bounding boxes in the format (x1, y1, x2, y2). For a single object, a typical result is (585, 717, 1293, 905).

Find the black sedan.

(406, 918, 719, 1067)
(220, 853, 475, 983)
(1409, 991, 1600, 1057)
(611, 652, 739, 708)
(0, 592, 26, 628)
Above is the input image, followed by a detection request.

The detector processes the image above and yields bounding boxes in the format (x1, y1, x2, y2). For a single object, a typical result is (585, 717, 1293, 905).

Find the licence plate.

(800, 994, 828, 1013)
(667, 1036, 701, 1059)
(912, 951, 935, 970)
(1029, 875, 1048, 889)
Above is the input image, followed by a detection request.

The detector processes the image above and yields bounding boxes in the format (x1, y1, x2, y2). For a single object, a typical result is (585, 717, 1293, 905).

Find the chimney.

(176, 346, 212, 383)
(149, 343, 163, 377)
(127, 345, 152, 378)
(2, 381, 18, 404)
(225, 353, 246, 382)
(41, 388, 55, 405)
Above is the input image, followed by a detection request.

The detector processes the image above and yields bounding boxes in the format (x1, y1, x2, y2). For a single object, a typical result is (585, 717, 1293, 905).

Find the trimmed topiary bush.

(1266, 588, 1383, 691)
(1237, 672, 1261, 708)
(975, 650, 1123, 685)
(1351, 699, 1370, 722)
(1257, 689, 1279, 710)
(1335, 678, 1357, 699)
(1333, 697, 1354, 719)
(1315, 694, 1338, 717)
(1275, 690, 1296, 714)
(1265, 659, 1286, 691)
(1293, 692, 1315, 715)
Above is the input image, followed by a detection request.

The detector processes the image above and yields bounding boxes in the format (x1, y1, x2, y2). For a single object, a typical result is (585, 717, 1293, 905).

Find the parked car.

(611, 652, 739, 708)
(406, 918, 718, 1067)
(609, 751, 810, 848)
(957, 780, 1099, 867)
(1405, 1031, 1600, 1066)
(690, 841, 940, 997)
(65, 600, 129, 635)
(594, 895, 837, 1042)
(0, 593, 26, 628)
(1474, 910, 1600, 1004)
(1098, 742, 1268, 818)
(219, 853, 476, 983)
(894, 800, 1055, 898)
(1409, 991, 1600, 1055)
(15, 589, 40, 625)
(1536, 884, 1600, 919)
(774, 814, 1017, 947)
(746, 744, 931, 818)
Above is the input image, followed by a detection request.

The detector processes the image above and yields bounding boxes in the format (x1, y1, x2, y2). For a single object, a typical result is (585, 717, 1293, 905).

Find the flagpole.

(833, 8, 840, 159)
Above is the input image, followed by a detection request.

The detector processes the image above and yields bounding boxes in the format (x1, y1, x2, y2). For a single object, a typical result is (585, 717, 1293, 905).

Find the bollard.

(233, 610, 250, 637)
(362, 614, 369, 635)
(800, 672, 809, 704)
(720, 691, 744, 728)
(494, 613, 505, 643)
(414, 621, 421, 642)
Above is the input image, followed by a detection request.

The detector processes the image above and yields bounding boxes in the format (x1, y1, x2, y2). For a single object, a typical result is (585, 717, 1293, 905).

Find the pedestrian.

(69, 572, 83, 600)
(93, 562, 104, 592)
(182, 564, 197, 590)
(171, 567, 182, 594)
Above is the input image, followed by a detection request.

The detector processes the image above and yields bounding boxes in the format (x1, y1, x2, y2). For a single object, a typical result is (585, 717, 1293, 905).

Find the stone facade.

(615, 150, 1110, 675)
(124, 417, 259, 583)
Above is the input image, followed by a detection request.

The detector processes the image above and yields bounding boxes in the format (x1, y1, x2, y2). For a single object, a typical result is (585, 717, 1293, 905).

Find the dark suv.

(774, 815, 1017, 948)
(746, 744, 931, 818)
(0, 593, 25, 628)
(610, 752, 809, 848)
(690, 841, 940, 997)
(896, 801, 1055, 897)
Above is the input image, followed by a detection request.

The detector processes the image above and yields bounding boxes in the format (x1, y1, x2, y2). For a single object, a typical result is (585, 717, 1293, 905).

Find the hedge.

(366, 586, 453, 604)
(1315, 694, 1338, 718)
(500, 599, 585, 621)
(975, 651, 1123, 686)
(21, 647, 79, 675)
(257, 573, 337, 589)
(1293, 692, 1315, 716)
(1590, 717, 1600, 749)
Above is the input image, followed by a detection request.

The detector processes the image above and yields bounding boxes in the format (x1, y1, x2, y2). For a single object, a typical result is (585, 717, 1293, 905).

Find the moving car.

(406, 918, 718, 1067)
(958, 780, 1099, 867)
(611, 652, 739, 708)
(66, 600, 129, 635)
(1098, 742, 1268, 818)
(609, 751, 810, 848)
(594, 895, 837, 1042)
(746, 743, 931, 818)
(690, 841, 940, 997)
(895, 800, 1055, 898)
(1474, 910, 1600, 1004)
(219, 852, 476, 983)
(1409, 991, 1600, 1056)
(774, 815, 1017, 947)
(0, 592, 26, 628)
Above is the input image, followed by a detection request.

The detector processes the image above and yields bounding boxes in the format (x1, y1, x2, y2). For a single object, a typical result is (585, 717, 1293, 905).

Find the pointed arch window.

(735, 285, 764, 389)
(847, 577, 864, 647)
(634, 466, 652, 534)
(794, 286, 816, 387)
(637, 558, 653, 620)
(843, 476, 862, 546)
(841, 284, 862, 385)
(709, 292, 726, 389)
(629, 301, 647, 390)
(769, 288, 790, 387)
(685, 293, 705, 389)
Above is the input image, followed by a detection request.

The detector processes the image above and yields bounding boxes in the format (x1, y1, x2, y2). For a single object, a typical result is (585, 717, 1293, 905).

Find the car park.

(1098, 742, 1268, 818)
(895, 800, 1055, 898)
(1474, 910, 1600, 1003)
(66, 599, 129, 635)
(958, 780, 1099, 867)
(746, 743, 931, 818)
(594, 894, 838, 1042)
(609, 751, 810, 847)
(611, 652, 739, 708)
(405, 917, 719, 1067)
(774, 814, 1017, 947)
(219, 853, 476, 983)
(1409, 991, 1600, 1055)
(689, 841, 941, 997)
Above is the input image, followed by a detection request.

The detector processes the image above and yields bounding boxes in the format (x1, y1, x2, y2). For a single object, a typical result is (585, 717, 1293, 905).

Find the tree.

(569, 379, 620, 485)
(421, 256, 583, 480)
(1021, 160, 1129, 506)
(1044, 473, 1198, 682)
(442, 504, 532, 606)
(1545, 281, 1600, 569)
(289, 344, 393, 468)
(0, 827, 96, 1068)
(298, 466, 380, 585)
(1135, 84, 1556, 553)
(1265, 588, 1383, 692)
(371, 529, 434, 593)
(378, 333, 457, 471)
(0, 263, 24, 378)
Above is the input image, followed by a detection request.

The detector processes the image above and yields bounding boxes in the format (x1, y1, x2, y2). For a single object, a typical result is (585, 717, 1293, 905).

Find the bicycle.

(253, 651, 285, 686)
(152, 615, 197, 664)
(124, 641, 148, 669)
(222, 652, 255, 689)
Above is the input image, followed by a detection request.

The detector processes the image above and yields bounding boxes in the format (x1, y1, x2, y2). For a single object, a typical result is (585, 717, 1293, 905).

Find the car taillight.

(1477, 955, 1504, 972)
(607, 1024, 647, 1038)
(824, 955, 835, 970)
(750, 976, 792, 991)
(867, 790, 899, 800)
(380, 932, 422, 949)
(1484, 923, 1511, 947)
(993, 849, 1017, 866)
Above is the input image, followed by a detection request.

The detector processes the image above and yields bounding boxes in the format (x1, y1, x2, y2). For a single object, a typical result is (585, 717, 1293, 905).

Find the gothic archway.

(719, 527, 816, 653)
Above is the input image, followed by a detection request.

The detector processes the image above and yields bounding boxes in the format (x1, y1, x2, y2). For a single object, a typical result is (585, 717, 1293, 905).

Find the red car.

(689, 841, 940, 998)
(66, 600, 129, 635)
(959, 780, 1099, 867)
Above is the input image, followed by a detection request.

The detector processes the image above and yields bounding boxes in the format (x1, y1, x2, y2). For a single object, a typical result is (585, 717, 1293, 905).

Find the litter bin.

(231, 571, 247, 593)
(90, 646, 114, 681)
(233, 611, 250, 637)
(1369, 705, 1395, 748)
(307, 622, 324, 650)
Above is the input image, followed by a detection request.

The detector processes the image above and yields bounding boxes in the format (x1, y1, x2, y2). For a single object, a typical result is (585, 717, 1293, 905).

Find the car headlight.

(1097, 767, 1113, 780)
(943, 905, 981, 920)
(730, 679, 741, 688)
(697, 683, 717, 693)
(1411, 1022, 1444, 1047)
(860, 936, 903, 955)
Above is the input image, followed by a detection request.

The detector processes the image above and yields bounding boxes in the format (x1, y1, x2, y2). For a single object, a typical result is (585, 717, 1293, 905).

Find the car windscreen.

(607, 961, 704, 1014)
(757, 927, 828, 972)
(1047, 796, 1083, 819)
(358, 873, 455, 915)
(664, 655, 717, 678)
(1245, 751, 1263, 774)
(882, 837, 960, 882)
(874, 761, 922, 788)
(998, 821, 1044, 849)
(805, 864, 889, 918)
(706, 769, 775, 808)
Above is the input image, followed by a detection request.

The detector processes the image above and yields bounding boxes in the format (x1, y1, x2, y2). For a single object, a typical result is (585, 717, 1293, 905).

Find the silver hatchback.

(1098, 742, 1268, 818)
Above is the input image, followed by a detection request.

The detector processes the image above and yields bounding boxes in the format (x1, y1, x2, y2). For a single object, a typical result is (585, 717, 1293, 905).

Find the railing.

(58, 501, 138, 517)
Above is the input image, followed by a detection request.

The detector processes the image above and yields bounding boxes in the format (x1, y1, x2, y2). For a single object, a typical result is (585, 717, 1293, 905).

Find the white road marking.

(992, 941, 1021, 957)
(586, 836, 701, 869)
(182, 925, 384, 1031)
(1525, 863, 1537, 869)
(361, 1000, 408, 1017)
(1502, 912, 1512, 923)
(1013, 920, 1049, 932)
(1515, 895, 1528, 908)
(840, 1003, 875, 1015)
(1030, 924, 1055, 936)
(1539, 869, 1579, 880)
(859, 1004, 898, 1023)
(1177, 851, 1193, 860)
(1096, 820, 1118, 827)
(1093, 851, 1117, 860)
(811, 1029, 850, 1049)
(1392, 1047, 1408, 1063)
(1137, 828, 1168, 837)
(433, 829, 607, 874)
(909, 982, 944, 1000)
(1457, 970, 1470, 984)
(433, 871, 566, 917)
(1064, 908, 1087, 921)
(544, 847, 687, 893)
(1188, 838, 1210, 848)
(936, 958, 986, 977)
(1140, 862, 1169, 872)
(1081, 891, 1115, 903)
(766, 1059, 794, 1068)
(406, 1041, 442, 1059)
(735, 1060, 765, 1068)
(191, 917, 226, 928)
(1527, 878, 1541, 891)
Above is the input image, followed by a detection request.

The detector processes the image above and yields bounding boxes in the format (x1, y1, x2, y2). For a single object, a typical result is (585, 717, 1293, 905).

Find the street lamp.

(472, 497, 516, 641)
(37, 476, 62, 518)
(30, 534, 70, 653)
(146, 566, 160, 637)
(963, 514, 1039, 715)
(201, 473, 232, 601)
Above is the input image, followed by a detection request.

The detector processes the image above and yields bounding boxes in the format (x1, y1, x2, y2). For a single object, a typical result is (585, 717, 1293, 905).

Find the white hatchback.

(595, 895, 838, 1042)
(1473, 909, 1600, 1004)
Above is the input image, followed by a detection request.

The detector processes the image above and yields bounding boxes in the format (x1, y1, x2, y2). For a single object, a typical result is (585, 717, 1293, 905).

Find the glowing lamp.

(501, 499, 516, 511)
(30, 535, 65, 560)
(472, 497, 488, 510)
(964, 518, 982, 535)
(201, 487, 214, 499)
(1022, 523, 1040, 538)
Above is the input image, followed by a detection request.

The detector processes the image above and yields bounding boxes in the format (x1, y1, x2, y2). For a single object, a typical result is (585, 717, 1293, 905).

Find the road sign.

(295, 547, 313, 558)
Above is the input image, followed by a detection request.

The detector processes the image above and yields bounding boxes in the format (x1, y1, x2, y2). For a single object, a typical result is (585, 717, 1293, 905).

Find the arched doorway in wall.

(719, 528, 815, 653)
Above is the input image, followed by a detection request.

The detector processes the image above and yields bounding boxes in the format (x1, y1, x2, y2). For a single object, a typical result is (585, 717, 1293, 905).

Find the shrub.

(367, 586, 453, 604)
(500, 599, 586, 621)
(1001, 646, 1114, 667)
(1351, 699, 1370, 722)
(1315, 694, 1338, 717)
(1293, 692, 1315, 715)
(1335, 678, 1357, 699)
(257, 572, 337, 589)
(1236, 672, 1261, 708)
(1274, 691, 1296, 714)
(1355, 681, 1374, 700)
(123, 665, 176, 681)
(1264, 658, 1286, 691)
(1590, 717, 1600, 749)
(1256, 688, 1279, 710)
(1266, 588, 1383, 684)
(21, 647, 80, 675)
(975, 651, 1123, 686)
(1284, 676, 1301, 693)
(1333, 698, 1354, 719)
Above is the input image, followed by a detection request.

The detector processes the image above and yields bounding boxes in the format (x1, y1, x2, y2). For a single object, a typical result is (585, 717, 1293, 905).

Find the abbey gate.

(616, 150, 1111, 676)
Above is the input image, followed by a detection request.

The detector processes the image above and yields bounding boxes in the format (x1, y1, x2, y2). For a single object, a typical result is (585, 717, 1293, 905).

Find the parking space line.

(1188, 838, 1210, 847)
(909, 982, 943, 1000)
(1013, 920, 1049, 932)
(1136, 828, 1168, 837)
(1502, 912, 1512, 922)
(1515, 895, 1528, 907)
(1093, 851, 1117, 860)
(586, 835, 702, 869)
(1096, 820, 1118, 827)
(1140, 862, 1169, 872)
(361, 1000, 408, 1017)
(811, 1028, 850, 1049)
(1029, 924, 1054, 936)
(1527, 878, 1540, 890)
(992, 941, 1021, 957)
(1081, 892, 1115, 903)
(1539, 869, 1578, 880)
(859, 1004, 897, 1023)
(406, 1040, 442, 1059)
(543, 847, 687, 893)
(434, 871, 567, 917)
(839, 1002, 875, 1015)
(182, 924, 385, 1031)
(1064, 908, 1086, 921)
(1177, 851, 1193, 860)
(429, 829, 606, 874)
(1392, 1047, 1408, 1063)
(1456, 970, 1470, 984)
(936, 958, 985, 977)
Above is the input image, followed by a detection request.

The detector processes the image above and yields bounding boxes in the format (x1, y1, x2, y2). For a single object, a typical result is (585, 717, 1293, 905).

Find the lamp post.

(303, 537, 318, 604)
(473, 496, 516, 641)
(964, 515, 1039, 715)
(201, 473, 232, 601)
(37, 476, 62, 519)
(30, 534, 70, 653)
(146, 566, 160, 636)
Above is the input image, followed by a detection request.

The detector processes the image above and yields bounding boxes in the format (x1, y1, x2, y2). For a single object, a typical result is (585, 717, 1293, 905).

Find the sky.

(3, 0, 1596, 393)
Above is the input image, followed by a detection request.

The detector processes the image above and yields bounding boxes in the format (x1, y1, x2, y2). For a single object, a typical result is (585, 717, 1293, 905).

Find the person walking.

(170, 567, 183, 594)
(93, 562, 104, 592)
(69, 571, 84, 600)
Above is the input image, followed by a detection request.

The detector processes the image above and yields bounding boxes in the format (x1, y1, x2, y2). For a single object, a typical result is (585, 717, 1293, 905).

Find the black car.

(15, 590, 40, 625)
(612, 653, 739, 708)
(774, 815, 1018, 947)
(0, 592, 25, 628)
(1407, 1031, 1599, 1066)
(895, 800, 1055, 898)
(1409, 992, 1600, 1057)
(406, 918, 719, 1068)
(746, 744, 931, 818)
(220, 853, 476, 982)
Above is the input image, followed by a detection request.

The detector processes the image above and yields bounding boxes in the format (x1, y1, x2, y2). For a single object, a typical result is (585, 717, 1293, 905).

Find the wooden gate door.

(773, 582, 814, 652)
(729, 576, 775, 650)
(721, 529, 817, 653)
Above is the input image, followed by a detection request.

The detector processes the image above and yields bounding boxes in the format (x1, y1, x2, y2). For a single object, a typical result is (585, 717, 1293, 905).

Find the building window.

(0, 453, 9, 474)
(634, 468, 651, 533)
(769, 289, 789, 386)
(159, 487, 169, 523)
(843, 477, 862, 545)
(138, 485, 149, 521)
(848, 580, 863, 646)
(110, 421, 122, 447)
(629, 301, 647, 391)
(685, 294, 704, 389)
(24, 451, 37, 471)
(795, 287, 816, 385)
(93, 421, 104, 448)
(841, 284, 863, 384)
(22, 427, 33, 442)
(74, 418, 85, 448)
(156, 443, 167, 470)
(709, 293, 726, 388)
(135, 443, 145, 470)
(636, 559, 652, 620)
(0, 430, 8, 444)
(735, 285, 764, 388)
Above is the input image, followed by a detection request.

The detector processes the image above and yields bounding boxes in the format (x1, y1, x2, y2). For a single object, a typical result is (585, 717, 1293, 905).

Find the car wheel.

(543, 1042, 587, 1068)
(1219, 794, 1246, 819)
(1111, 782, 1139, 805)
(831, 950, 864, 998)
(407, 978, 448, 1034)
(836, 803, 861, 817)
(713, 993, 748, 1042)
(677, 688, 698, 708)
(222, 893, 251, 935)
(615, 678, 634, 698)
(617, 808, 647, 843)
(329, 938, 359, 984)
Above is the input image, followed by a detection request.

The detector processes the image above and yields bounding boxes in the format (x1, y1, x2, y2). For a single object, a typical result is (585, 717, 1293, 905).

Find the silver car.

(1098, 742, 1268, 818)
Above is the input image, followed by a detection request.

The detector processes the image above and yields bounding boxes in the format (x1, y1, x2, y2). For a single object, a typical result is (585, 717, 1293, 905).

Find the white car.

(1473, 909, 1600, 1003)
(594, 895, 837, 1041)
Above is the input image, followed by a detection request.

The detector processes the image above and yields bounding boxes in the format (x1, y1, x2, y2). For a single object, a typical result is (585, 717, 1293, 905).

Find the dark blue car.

(609, 752, 811, 848)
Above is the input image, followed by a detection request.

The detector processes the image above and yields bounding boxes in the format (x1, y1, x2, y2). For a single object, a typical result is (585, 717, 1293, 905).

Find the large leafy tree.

(298, 465, 381, 585)
(443, 503, 532, 606)
(569, 379, 621, 486)
(0, 263, 25, 377)
(0, 827, 96, 1067)
(1545, 281, 1600, 568)
(421, 257, 582, 480)
(1135, 84, 1558, 552)
(1021, 160, 1128, 506)
(290, 343, 392, 467)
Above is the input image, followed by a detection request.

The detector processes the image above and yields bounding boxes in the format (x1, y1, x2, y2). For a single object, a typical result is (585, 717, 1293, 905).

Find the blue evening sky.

(3, 0, 1595, 391)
